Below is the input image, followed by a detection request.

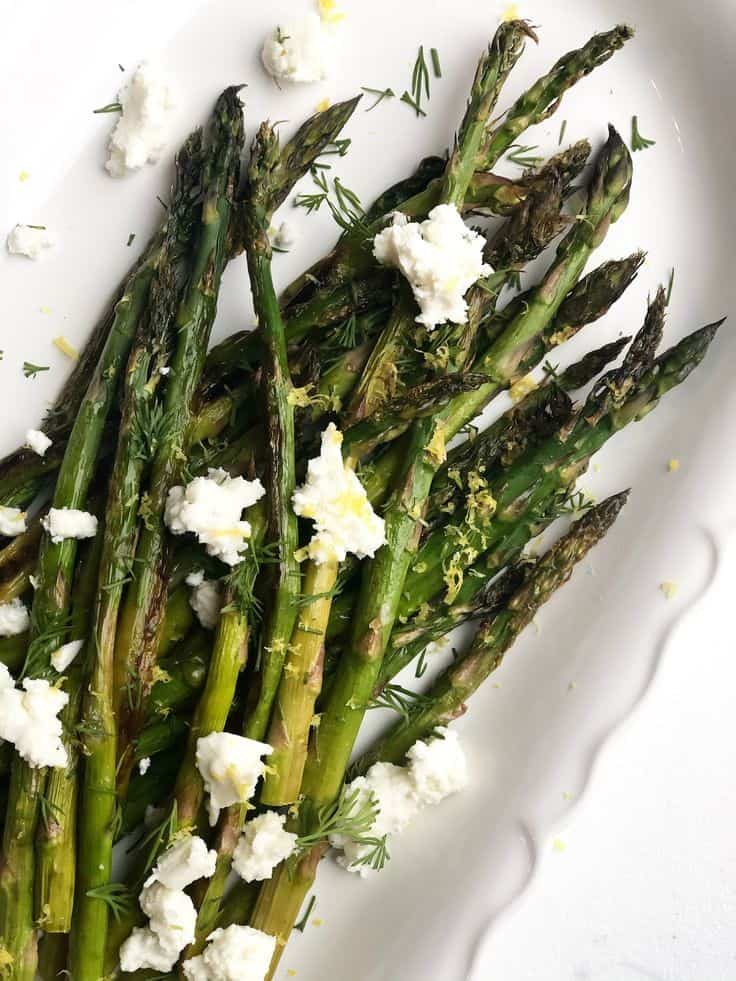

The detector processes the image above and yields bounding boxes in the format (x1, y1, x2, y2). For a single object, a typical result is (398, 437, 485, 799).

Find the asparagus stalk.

(114, 89, 245, 799)
(345, 21, 532, 425)
(35, 528, 103, 932)
(359, 493, 630, 770)
(68, 134, 205, 981)
(481, 25, 634, 165)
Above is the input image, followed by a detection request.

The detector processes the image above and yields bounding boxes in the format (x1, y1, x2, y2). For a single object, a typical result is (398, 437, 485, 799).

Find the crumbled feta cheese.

(232, 811, 298, 883)
(0, 506, 27, 537)
(106, 63, 175, 177)
(331, 763, 419, 875)
(41, 507, 98, 543)
(6, 224, 54, 259)
(268, 221, 296, 252)
(0, 663, 14, 690)
(165, 468, 265, 567)
(159, 365, 171, 376)
(145, 835, 217, 891)
(373, 205, 491, 329)
(196, 732, 272, 826)
(0, 677, 68, 768)
(25, 428, 53, 457)
(332, 729, 469, 875)
(139, 756, 151, 776)
(292, 423, 385, 565)
(140, 881, 197, 954)
(188, 578, 222, 630)
(120, 926, 177, 974)
(0, 598, 30, 637)
(185, 570, 205, 587)
(406, 727, 469, 805)
(182, 925, 276, 981)
(261, 13, 333, 84)
(51, 639, 84, 673)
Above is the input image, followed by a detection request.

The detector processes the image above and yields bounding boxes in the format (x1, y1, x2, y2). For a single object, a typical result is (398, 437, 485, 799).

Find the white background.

(1, 1, 735, 979)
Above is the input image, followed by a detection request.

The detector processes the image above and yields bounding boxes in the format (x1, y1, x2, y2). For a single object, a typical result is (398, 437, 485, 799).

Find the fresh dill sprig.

(630, 115, 656, 151)
(506, 144, 544, 168)
(294, 895, 317, 933)
(400, 91, 427, 118)
(85, 883, 135, 923)
(126, 233, 136, 247)
(23, 613, 73, 679)
(93, 102, 123, 115)
(131, 397, 173, 465)
(132, 802, 180, 878)
(295, 169, 366, 233)
(558, 119, 568, 146)
(23, 361, 50, 379)
(368, 683, 431, 723)
(322, 138, 352, 157)
(293, 785, 388, 872)
(430, 47, 442, 78)
(221, 540, 267, 623)
(401, 45, 431, 117)
(360, 86, 395, 111)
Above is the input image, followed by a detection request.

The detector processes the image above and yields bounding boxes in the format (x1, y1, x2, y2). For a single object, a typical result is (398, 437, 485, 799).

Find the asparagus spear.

(0, 514, 44, 604)
(345, 21, 532, 425)
(68, 133, 205, 981)
(113, 89, 245, 799)
(480, 25, 634, 165)
(35, 526, 103, 932)
(358, 493, 630, 770)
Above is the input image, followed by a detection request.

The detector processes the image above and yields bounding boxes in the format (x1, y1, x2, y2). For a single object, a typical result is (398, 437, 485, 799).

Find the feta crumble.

(292, 423, 385, 565)
(6, 224, 54, 259)
(139, 881, 197, 953)
(182, 924, 276, 981)
(25, 428, 53, 457)
(261, 13, 333, 84)
(373, 205, 491, 329)
(51, 639, 84, 673)
(196, 732, 272, 826)
(41, 507, 98, 543)
(0, 677, 68, 768)
(165, 468, 265, 567)
(186, 574, 222, 630)
(0, 598, 30, 637)
(106, 63, 175, 177)
(145, 835, 217, 891)
(120, 926, 178, 974)
(0, 506, 27, 537)
(138, 756, 151, 776)
(406, 727, 469, 805)
(332, 729, 469, 875)
(232, 810, 298, 883)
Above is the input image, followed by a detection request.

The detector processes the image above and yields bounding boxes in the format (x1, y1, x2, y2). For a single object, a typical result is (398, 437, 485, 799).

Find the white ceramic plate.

(2, 1, 735, 979)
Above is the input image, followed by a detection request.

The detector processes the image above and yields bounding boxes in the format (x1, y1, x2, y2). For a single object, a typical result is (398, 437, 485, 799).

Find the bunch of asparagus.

(0, 19, 723, 981)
